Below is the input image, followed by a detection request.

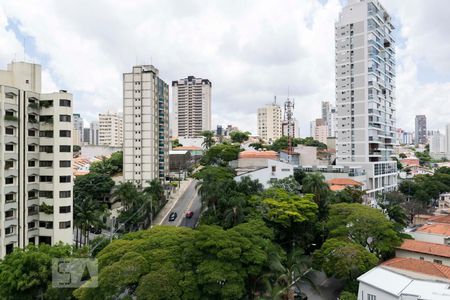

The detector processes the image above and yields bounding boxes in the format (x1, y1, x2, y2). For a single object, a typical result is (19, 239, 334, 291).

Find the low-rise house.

(413, 214, 433, 226)
(169, 150, 192, 172)
(396, 239, 450, 266)
(357, 258, 450, 300)
(237, 150, 278, 169)
(438, 193, 450, 214)
(326, 178, 364, 192)
(235, 159, 293, 188)
(411, 223, 450, 245)
(172, 146, 203, 163)
(400, 158, 420, 167)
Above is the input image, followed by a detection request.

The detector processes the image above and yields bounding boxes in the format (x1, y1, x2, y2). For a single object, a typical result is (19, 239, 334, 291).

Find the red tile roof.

(330, 185, 346, 192)
(239, 150, 277, 159)
(429, 215, 450, 225)
(397, 239, 450, 258)
(173, 146, 203, 151)
(383, 257, 450, 280)
(326, 178, 363, 186)
(417, 223, 450, 236)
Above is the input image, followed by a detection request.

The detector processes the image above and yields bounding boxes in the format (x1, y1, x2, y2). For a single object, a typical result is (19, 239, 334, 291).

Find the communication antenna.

(284, 94, 295, 156)
(274, 95, 277, 105)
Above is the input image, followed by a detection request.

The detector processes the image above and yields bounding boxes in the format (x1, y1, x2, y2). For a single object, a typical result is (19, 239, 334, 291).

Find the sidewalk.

(153, 178, 194, 225)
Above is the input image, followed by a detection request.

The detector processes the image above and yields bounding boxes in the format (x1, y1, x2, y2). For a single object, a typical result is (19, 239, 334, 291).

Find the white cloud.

(1, 0, 449, 135)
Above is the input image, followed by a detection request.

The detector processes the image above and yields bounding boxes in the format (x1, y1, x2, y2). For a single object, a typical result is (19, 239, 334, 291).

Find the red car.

(185, 210, 194, 219)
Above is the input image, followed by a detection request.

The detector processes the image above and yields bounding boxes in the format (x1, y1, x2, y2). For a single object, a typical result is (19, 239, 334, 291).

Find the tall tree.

(230, 131, 251, 144)
(200, 130, 216, 149)
(302, 173, 330, 219)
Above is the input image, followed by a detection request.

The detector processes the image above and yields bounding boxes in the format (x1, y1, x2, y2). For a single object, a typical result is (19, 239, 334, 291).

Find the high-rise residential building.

(336, 0, 397, 200)
(90, 121, 99, 146)
(98, 111, 123, 147)
(216, 125, 223, 136)
(446, 124, 450, 158)
(172, 76, 211, 138)
(73, 113, 83, 144)
(123, 65, 169, 187)
(322, 101, 338, 137)
(83, 127, 90, 144)
(0, 61, 73, 257)
(415, 115, 427, 145)
(313, 118, 328, 144)
(257, 102, 283, 143)
(428, 130, 446, 154)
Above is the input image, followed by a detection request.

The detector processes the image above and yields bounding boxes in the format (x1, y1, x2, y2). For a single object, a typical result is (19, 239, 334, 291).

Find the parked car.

(169, 212, 178, 222)
(89, 226, 102, 234)
(185, 210, 194, 219)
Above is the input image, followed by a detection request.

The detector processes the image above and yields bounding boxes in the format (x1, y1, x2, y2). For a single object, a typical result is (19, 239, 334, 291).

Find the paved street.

(159, 179, 202, 228)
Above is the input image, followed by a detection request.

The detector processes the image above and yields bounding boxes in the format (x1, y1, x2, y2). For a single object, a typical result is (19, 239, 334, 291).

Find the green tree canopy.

(326, 203, 402, 259)
(200, 130, 216, 149)
(200, 143, 241, 166)
(230, 131, 251, 144)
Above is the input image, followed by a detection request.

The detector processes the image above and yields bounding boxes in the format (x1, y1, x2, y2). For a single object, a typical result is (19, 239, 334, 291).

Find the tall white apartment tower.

(336, 0, 397, 200)
(98, 111, 123, 147)
(172, 76, 211, 138)
(257, 102, 283, 143)
(123, 65, 169, 187)
(0, 62, 73, 257)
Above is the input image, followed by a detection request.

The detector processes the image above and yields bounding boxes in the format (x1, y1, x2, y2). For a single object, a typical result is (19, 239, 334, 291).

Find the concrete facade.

(98, 111, 123, 147)
(172, 76, 211, 138)
(335, 0, 397, 201)
(415, 115, 427, 145)
(0, 61, 73, 257)
(257, 103, 283, 143)
(123, 65, 169, 187)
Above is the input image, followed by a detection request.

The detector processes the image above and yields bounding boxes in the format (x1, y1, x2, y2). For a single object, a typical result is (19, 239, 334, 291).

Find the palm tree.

(74, 196, 103, 246)
(267, 249, 315, 300)
(200, 130, 215, 149)
(144, 179, 165, 209)
(222, 196, 245, 228)
(302, 173, 330, 219)
(113, 181, 140, 210)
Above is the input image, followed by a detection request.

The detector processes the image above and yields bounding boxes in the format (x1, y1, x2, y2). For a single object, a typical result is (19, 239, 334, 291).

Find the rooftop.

(326, 178, 363, 186)
(239, 150, 278, 159)
(382, 257, 450, 280)
(397, 239, 450, 258)
(417, 223, 450, 236)
(173, 146, 203, 151)
(429, 215, 450, 225)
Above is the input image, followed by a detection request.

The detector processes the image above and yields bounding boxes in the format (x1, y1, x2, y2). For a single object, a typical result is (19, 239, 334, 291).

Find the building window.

(39, 130, 54, 138)
(28, 145, 36, 152)
(5, 144, 14, 151)
(5, 127, 14, 135)
(60, 145, 71, 152)
(39, 161, 53, 167)
(367, 294, 376, 300)
(59, 206, 71, 213)
(28, 175, 36, 182)
(59, 130, 71, 137)
(5, 193, 15, 202)
(5, 177, 14, 185)
(5, 160, 14, 169)
(59, 160, 71, 168)
(28, 160, 36, 167)
(59, 191, 71, 198)
(59, 176, 71, 183)
(5, 226, 14, 235)
(28, 190, 37, 199)
(59, 115, 71, 122)
(39, 176, 53, 183)
(59, 99, 71, 107)
(39, 191, 53, 198)
(28, 221, 36, 229)
(39, 146, 53, 153)
(59, 221, 71, 229)
(28, 129, 36, 136)
(5, 210, 14, 219)
(39, 221, 53, 229)
(434, 259, 443, 265)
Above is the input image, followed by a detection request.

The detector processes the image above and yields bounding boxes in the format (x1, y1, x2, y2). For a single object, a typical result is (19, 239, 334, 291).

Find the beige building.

(172, 76, 211, 138)
(98, 111, 123, 147)
(123, 65, 169, 187)
(312, 118, 327, 144)
(257, 103, 282, 143)
(0, 62, 73, 257)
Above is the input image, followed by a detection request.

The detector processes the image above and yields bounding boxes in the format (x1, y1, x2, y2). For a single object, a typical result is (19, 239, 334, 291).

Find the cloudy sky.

(1, 0, 449, 135)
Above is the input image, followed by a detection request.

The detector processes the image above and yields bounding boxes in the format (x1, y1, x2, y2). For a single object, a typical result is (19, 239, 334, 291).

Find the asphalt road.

(161, 180, 202, 228)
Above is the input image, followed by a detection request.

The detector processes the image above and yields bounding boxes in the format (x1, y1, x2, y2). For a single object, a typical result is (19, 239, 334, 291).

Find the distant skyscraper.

(216, 125, 223, 136)
(322, 101, 337, 137)
(336, 0, 397, 199)
(90, 121, 99, 145)
(123, 65, 169, 186)
(73, 113, 83, 144)
(98, 111, 123, 147)
(0, 61, 73, 257)
(428, 130, 446, 154)
(83, 127, 91, 144)
(415, 115, 427, 145)
(313, 119, 328, 144)
(257, 102, 283, 143)
(172, 76, 211, 138)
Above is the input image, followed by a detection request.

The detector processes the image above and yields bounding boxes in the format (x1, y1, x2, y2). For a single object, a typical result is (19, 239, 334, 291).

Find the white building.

(235, 159, 294, 188)
(357, 264, 450, 300)
(172, 76, 211, 138)
(428, 130, 446, 154)
(98, 111, 123, 147)
(0, 61, 73, 257)
(123, 65, 169, 187)
(447, 124, 450, 158)
(257, 102, 283, 143)
(335, 0, 397, 200)
(322, 101, 337, 137)
(90, 121, 99, 146)
(312, 118, 327, 144)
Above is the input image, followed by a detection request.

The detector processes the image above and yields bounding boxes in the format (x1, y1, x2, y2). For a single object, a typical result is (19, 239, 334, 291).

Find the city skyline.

(1, 1, 449, 136)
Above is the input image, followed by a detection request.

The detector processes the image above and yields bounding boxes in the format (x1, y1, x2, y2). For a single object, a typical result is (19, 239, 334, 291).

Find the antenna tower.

(284, 95, 295, 155)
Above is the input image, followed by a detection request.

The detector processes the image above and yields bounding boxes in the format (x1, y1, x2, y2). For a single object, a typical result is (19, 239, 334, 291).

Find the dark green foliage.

(89, 151, 123, 176)
(230, 131, 251, 144)
(200, 143, 241, 166)
(269, 136, 327, 152)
